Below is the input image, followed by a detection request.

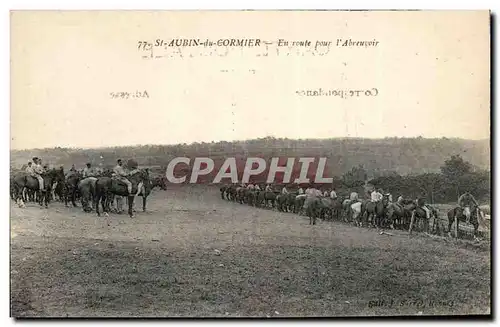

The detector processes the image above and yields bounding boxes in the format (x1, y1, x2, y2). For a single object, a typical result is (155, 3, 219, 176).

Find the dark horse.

(386, 199, 417, 230)
(132, 172, 167, 212)
(95, 169, 149, 218)
(12, 169, 63, 208)
(447, 205, 482, 239)
(408, 200, 440, 235)
(65, 171, 82, 207)
(362, 197, 389, 228)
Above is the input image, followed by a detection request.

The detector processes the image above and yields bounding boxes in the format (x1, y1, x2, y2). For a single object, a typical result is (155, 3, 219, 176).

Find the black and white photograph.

(9, 10, 491, 318)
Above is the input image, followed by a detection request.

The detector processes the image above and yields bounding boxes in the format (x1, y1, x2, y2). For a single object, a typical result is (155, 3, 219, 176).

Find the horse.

(304, 195, 322, 225)
(329, 197, 344, 221)
(65, 171, 82, 207)
(12, 169, 62, 208)
(131, 171, 166, 212)
(220, 185, 228, 200)
(257, 191, 278, 208)
(78, 177, 97, 212)
(408, 200, 440, 235)
(294, 194, 307, 214)
(276, 193, 296, 212)
(386, 200, 416, 230)
(94, 169, 149, 218)
(362, 197, 389, 228)
(447, 205, 482, 239)
(350, 201, 364, 227)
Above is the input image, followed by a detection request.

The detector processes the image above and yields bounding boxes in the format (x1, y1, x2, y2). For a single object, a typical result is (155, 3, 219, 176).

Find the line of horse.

(219, 185, 486, 239)
(10, 168, 167, 218)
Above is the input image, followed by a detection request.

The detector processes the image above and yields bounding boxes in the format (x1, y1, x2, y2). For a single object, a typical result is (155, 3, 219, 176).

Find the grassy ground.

(10, 185, 491, 317)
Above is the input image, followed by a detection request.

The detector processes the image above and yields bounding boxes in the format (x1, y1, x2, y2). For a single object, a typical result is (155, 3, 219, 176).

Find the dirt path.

(10, 186, 491, 317)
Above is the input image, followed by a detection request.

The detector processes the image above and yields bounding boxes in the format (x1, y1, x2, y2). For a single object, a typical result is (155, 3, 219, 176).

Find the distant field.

(11, 185, 491, 317)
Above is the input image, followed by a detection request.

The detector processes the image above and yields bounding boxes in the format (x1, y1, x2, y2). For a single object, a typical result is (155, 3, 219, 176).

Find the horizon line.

(10, 135, 490, 152)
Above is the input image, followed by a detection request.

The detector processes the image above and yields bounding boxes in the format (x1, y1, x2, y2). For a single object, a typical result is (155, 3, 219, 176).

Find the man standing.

(113, 159, 133, 195)
(458, 191, 479, 224)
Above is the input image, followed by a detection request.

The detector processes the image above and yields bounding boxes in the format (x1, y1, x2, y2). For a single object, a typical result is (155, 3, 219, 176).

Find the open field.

(10, 185, 491, 317)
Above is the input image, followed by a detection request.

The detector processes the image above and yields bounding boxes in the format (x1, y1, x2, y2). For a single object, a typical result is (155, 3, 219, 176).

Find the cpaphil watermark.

(164, 157, 333, 184)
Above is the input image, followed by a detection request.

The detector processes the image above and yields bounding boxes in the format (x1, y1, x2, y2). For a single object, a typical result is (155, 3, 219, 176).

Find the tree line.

(340, 155, 490, 204)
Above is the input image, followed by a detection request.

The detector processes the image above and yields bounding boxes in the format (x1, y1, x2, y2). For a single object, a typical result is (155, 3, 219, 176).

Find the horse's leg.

(454, 215, 459, 238)
(71, 188, 78, 207)
(38, 190, 43, 206)
(95, 192, 101, 217)
(44, 190, 49, 207)
(408, 211, 416, 235)
(128, 195, 134, 217)
(143, 196, 147, 212)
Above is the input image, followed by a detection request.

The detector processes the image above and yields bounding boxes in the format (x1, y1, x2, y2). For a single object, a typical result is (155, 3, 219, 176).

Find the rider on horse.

(25, 161, 33, 174)
(113, 159, 133, 195)
(330, 188, 338, 199)
(31, 157, 45, 191)
(82, 163, 96, 178)
(281, 185, 289, 195)
(458, 191, 479, 224)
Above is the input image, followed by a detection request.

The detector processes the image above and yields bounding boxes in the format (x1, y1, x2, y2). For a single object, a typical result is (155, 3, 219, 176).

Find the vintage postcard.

(10, 10, 490, 317)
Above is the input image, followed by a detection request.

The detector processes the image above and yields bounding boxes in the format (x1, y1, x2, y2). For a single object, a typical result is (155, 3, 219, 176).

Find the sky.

(10, 11, 490, 150)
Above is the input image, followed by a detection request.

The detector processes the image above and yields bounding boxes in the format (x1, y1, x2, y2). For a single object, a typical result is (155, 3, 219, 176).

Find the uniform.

(113, 164, 132, 194)
(330, 190, 338, 199)
(25, 165, 34, 175)
(83, 167, 95, 178)
(458, 193, 479, 208)
(282, 187, 289, 195)
(32, 163, 44, 190)
(298, 188, 304, 195)
(370, 190, 383, 202)
(458, 192, 479, 223)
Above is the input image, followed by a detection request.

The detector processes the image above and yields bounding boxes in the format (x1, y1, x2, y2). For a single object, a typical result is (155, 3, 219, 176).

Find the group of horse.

(10, 167, 167, 218)
(219, 184, 485, 239)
